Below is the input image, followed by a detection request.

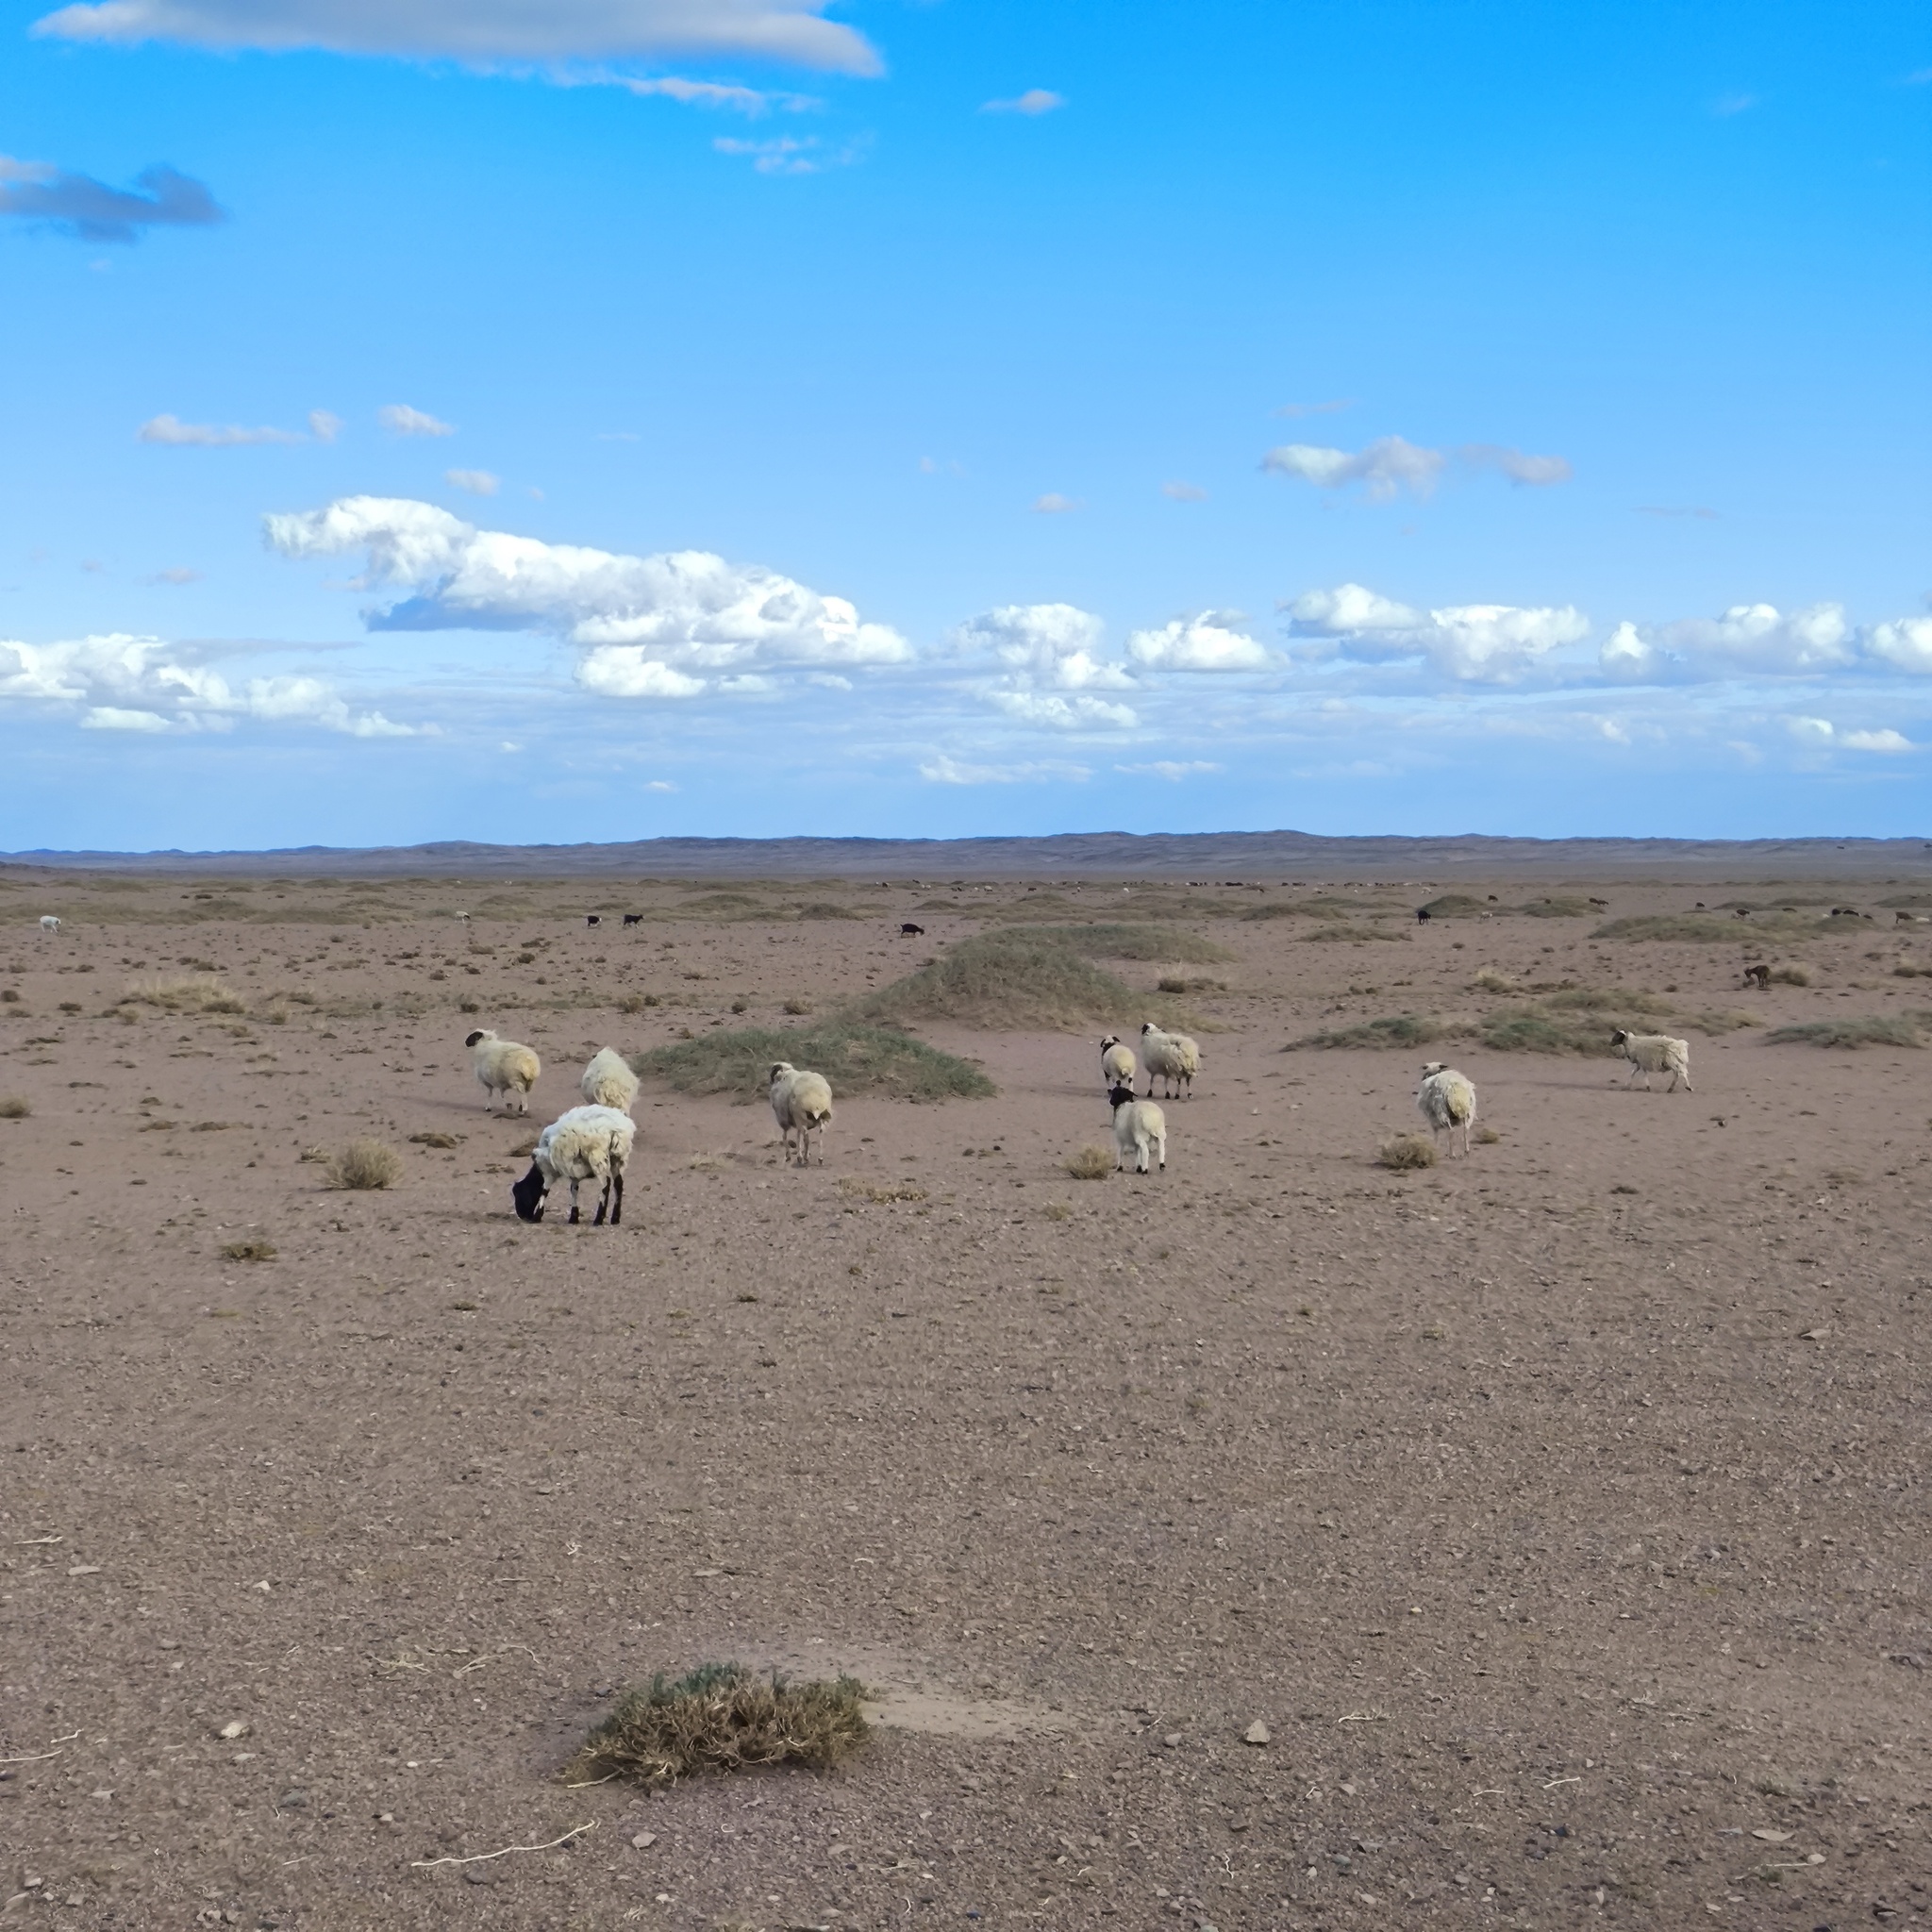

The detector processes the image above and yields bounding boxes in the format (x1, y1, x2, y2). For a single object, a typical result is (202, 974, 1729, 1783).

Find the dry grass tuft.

(1024, 924, 1234, 964)
(781, 997, 811, 1016)
(0, 1095, 31, 1119)
(1065, 1143, 1114, 1180)
(324, 1138, 405, 1190)
(835, 1176, 929, 1204)
(1474, 1124, 1502, 1145)
(408, 1131, 462, 1149)
(1472, 969, 1519, 993)
(1768, 1015, 1925, 1050)
(218, 1240, 277, 1262)
(1377, 1132, 1439, 1171)
(1291, 1012, 1453, 1050)
(564, 1663, 868, 1789)
(1768, 962, 1813, 986)
(125, 972, 245, 1014)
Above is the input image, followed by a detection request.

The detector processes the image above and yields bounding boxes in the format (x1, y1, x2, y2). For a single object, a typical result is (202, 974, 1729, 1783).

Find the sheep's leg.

(1155, 1133, 1166, 1171)
(567, 1177, 581, 1224)
(592, 1170, 611, 1225)
(608, 1169, 624, 1227)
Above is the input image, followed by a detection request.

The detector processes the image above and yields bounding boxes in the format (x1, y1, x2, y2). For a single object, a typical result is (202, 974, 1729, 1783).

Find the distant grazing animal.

(1100, 1033, 1137, 1093)
(511, 1104, 634, 1225)
(1735, 908, 1751, 919)
(1742, 963, 1772, 990)
(1898, 911, 1919, 924)
(465, 1028, 541, 1113)
(768, 1061, 833, 1167)
(1139, 1022, 1199, 1100)
(38, 915, 60, 934)
(1416, 1061, 1477, 1158)
(1610, 1028, 1692, 1092)
(622, 913, 643, 927)
(453, 910, 470, 924)
(1108, 1081, 1167, 1174)
(1588, 897, 1609, 909)
(579, 1045, 639, 1113)
(900, 922, 925, 937)
(585, 914, 601, 926)
(1415, 906, 1432, 924)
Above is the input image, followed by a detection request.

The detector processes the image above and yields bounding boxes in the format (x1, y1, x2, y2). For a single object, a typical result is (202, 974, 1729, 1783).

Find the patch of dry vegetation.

(324, 1139, 404, 1190)
(1294, 986, 1758, 1056)
(0, 1096, 30, 1119)
(1768, 1015, 1927, 1049)
(835, 1175, 929, 1204)
(125, 972, 245, 1014)
(564, 1664, 868, 1789)
(1593, 911, 1824, 942)
(1064, 1143, 1114, 1180)
(1378, 1133, 1438, 1171)
(630, 1023, 993, 1101)
(1025, 924, 1233, 963)
(218, 1240, 277, 1261)
(855, 930, 1153, 1032)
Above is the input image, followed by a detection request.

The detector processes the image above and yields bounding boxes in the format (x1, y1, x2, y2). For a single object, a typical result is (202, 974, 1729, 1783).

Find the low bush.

(1065, 1143, 1114, 1180)
(324, 1138, 404, 1190)
(1290, 1013, 1451, 1050)
(0, 1096, 30, 1119)
(1377, 1133, 1438, 1171)
(854, 930, 1144, 1032)
(1768, 1016, 1925, 1049)
(630, 1022, 994, 1101)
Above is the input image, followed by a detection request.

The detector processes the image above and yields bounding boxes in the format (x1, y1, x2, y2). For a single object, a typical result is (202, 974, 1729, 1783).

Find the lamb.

(768, 1060, 833, 1167)
(579, 1045, 639, 1113)
(1416, 1060, 1477, 1157)
(1742, 962, 1771, 990)
(1100, 1033, 1138, 1093)
(464, 1028, 541, 1112)
(1139, 1021, 1200, 1099)
(900, 922, 925, 937)
(1108, 1080, 1167, 1174)
(1609, 1027, 1692, 1092)
(585, 914, 601, 926)
(623, 913, 643, 926)
(510, 1104, 635, 1224)
(38, 915, 60, 934)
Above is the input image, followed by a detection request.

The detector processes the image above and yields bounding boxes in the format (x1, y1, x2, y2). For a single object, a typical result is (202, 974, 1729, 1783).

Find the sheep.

(900, 922, 925, 937)
(38, 915, 60, 934)
(1415, 906, 1431, 924)
(1108, 1080, 1167, 1174)
(511, 1104, 635, 1224)
(580, 1045, 639, 1113)
(464, 1027, 541, 1112)
(1416, 1061, 1477, 1157)
(1742, 962, 1771, 990)
(768, 1060, 833, 1167)
(623, 913, 643, 927)
(1610, 1027, 1692, 1092)
(585, 914, 602, 927)
(1139, 1021, 1200, 1099)
(454, 910, 470, 924)
(1100, 1033, 1137, 1093)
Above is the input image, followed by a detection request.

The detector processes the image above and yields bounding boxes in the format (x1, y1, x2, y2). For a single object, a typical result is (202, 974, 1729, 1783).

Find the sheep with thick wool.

(1610, 1028, 1692, 1092)
(1108, 1080, 1167, 1174)
(511, 1105, 635, 1224)
(1139, 1021, 1199, 1099)
(580, 1045, 639, 1113)
(464, 1027, 541, 1113)
(1099, 1033, 1138, 1094)
(768, 1060, 833, 1167)
(1416, 1061, 1478, 1157)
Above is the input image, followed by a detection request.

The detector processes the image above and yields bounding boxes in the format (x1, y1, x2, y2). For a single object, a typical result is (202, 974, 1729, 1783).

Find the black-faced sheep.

(1610, 1028, 1692, 1092)
(511, 1105, 635, 1224)
(1100, 1033, 1137, 1093)
(1108, 1081, 1166, 1174)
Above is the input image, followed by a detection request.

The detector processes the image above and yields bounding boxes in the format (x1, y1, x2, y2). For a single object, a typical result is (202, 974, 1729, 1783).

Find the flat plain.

(2, 863, 1927, 1930)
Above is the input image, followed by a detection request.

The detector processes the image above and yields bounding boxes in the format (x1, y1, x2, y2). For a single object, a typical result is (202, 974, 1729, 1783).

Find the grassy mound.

(1768, 1015, 1926, 1049)
(630, 1022, 994, 1100)
(1593, 912, 1821, 942)
(1516, 895, 1593, 917)
(791, 901, 863, 920)
(1292, 989, 1757, 1057)
(1290, 1013, 1451, 1050)
(1417, 893, 1495, 919)
(854, 929, 1148, 1032)
(565, 1664, 868, 1789)
(1024, 923, 1233, 963)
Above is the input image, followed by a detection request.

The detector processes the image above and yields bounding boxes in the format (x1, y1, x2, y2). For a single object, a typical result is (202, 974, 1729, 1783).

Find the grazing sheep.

(585, 914, 601, 927)
(1735, 908, 1751, 919)
(1416, 1061, 1477, 1157)
(1742, 962, 1772, 990)
(1108, 1080, 1167, 1174)
(511, 1104, 635, 1225)
(768, 1060, 833, 1167)
(623, 913, 643, 926)
(1100, 1033, 1138, 1093)
(464, 1028, 541, 1113)
(900, 922, 925, 937)
(580, 1045, 639, 1113)
(1415, 906, 1431, 924)
(38, 915, 60, 934)
(1588, 896, 1609, 909)
(1139, 1021, 1200, 1099)
(1610, 1027, 1692, 1092)
(454, 910, 470, 924)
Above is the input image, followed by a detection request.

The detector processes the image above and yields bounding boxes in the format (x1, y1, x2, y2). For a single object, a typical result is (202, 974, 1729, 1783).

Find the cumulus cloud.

(1867, 616, 1932, 675)
(1601, 602, 1857, 680)
(1115, 760, 1223, 780)
(1458, 442, 1574, 487)
(713, 133, 862, 173)
(30, 0, 882, 75)
(919, 753, 1090, 785)
(1032, 492, 1081, 513)
(981, 89, 1064, 114)
(1126, 611, 1269, 672)
(1287, 581, 1589, 682)
(1262, 435, 1445, 501)
(948, 602, 1139, 730)
(444, 468, 499, 496)
(1161, 480, 1207, 502)
(1841, 727, 1913, 753)
(379, 403, 455, 438)
(263, 494, 910, 702)
(308, 408, 341, 441)
(0, 631, 415, 736)
(605, 75, 817, 112)
(0, 154, 222, 242)
(139, 412, 305, 446)
(989, 690, 1138, 730)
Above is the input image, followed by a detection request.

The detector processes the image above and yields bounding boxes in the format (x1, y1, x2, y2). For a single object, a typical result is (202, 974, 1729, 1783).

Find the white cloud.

(444, 468, 500, 496)
(1458, 442, 1574, 487)
(379, 403, 455, 438)
(30, 0, 882, 75)
(1262, 435, 1444, 501)
(1287, 581, 1588, 681)
(918, 753, 1090, 785)
(1115, 760, 1223, 781)
(605, 74, 817, 112)
(981, 89, 1064, 115)
(642, 778, 676, 791)
(950, 603, 1130, 689)
(1867, 616, 1932, 674)
(0, 631, 416, 736)
(1161, 479, 1207, 502)
(144, 566, 201, 585)
(1032, 491, 1081, 513)
(1603, 602, 1857, 681)
(1126, 611, 1269, 672)
(138, 412, 304, 446)
(1841, 727, 1913, 753)
(712, 133, 861, 174)
(989, 690, 1139, 730)
(264, 495, 911, 701)
(308, 408, 341, 441)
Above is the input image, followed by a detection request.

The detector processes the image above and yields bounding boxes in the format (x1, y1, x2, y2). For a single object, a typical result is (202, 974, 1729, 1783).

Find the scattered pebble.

(1242, 1721, 1270, 1746)
(630, 1831, 657, 1850)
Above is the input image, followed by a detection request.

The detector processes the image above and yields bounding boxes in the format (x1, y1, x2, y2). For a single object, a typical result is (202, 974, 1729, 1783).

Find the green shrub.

(630, 1023, 994, 1100)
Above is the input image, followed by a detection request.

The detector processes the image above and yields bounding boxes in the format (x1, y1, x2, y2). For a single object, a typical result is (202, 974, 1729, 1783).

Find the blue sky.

(2, 0, 1927, 852)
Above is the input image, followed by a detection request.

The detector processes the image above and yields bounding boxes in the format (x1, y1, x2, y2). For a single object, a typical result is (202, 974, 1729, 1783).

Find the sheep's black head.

(1108, 1082, 1137, 1112)
(510, 1162, 549, 1222)
(465, 1029, 489, 1048)
(1139, 1021, 1156, 1037)
(1609, 1028, 1631, 1048)
(1100, 1033, 1122, 1051)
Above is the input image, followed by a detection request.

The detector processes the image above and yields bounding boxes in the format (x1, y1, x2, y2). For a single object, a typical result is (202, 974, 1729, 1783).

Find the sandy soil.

(2, 869, 1928, 1930)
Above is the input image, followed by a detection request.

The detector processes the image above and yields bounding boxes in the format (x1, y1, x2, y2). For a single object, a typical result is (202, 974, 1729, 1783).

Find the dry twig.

(410, 1823, 593, 1870)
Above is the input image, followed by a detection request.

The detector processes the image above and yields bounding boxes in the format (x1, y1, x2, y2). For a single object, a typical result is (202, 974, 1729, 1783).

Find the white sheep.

(464, 1027, 541, 1112)
(1100, 1033, 1138, 1093)
(1610, 1028, 1692, 1092)
(1139, 1021, 1200, 1099)
(768, 1060, 833, 1167)
(580, 1045, 639, 1113)
(1108, 1079, 1167, 1174)
(1416, 1061, 1477, 1157)
(511, 1104, 635, 1224)
(38, 916, 60, 934)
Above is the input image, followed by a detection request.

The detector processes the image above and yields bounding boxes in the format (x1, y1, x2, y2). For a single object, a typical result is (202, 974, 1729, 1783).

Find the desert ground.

(2, 863, 1928, 1930)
